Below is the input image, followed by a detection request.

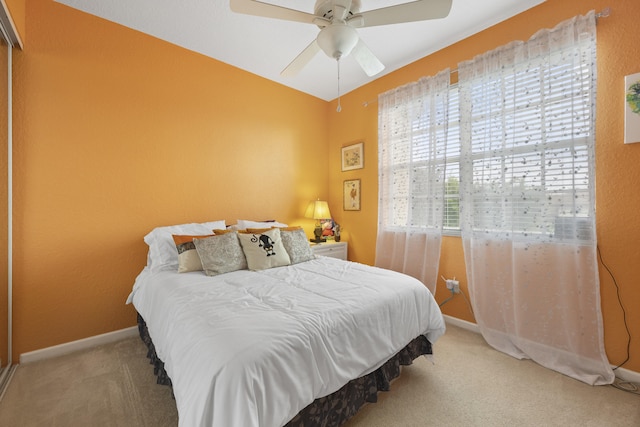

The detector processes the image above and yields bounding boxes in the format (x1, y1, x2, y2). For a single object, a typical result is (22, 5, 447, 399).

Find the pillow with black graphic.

(281, 228, 316, 264)
(237, 228, 291, 271)
(193, 232, 248, 276)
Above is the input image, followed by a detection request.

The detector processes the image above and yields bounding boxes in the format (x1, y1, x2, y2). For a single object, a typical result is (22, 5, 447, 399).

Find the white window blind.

(443, 86, 460, 231)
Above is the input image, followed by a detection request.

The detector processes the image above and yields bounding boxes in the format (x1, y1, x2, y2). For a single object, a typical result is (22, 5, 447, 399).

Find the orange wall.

(328, 0, 640, 374)
(11, 0, 329, 359)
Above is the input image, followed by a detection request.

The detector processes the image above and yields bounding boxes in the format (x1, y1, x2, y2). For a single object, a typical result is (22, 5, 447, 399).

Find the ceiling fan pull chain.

(336, 59, 342, 113)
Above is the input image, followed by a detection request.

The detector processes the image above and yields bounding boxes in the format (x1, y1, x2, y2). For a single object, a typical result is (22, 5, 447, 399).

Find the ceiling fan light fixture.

(231, 0, 454, 82)
(317, 23, 358, 59)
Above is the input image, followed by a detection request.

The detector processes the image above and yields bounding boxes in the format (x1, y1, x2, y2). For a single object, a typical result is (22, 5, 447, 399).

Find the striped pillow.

(172, 234, 213, 273)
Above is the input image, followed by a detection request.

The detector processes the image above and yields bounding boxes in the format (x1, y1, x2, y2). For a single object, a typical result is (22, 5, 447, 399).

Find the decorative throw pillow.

(144, 220, 226, 272)
(237, 228, 291, 271)
(212, 229, 233, 235)
(281, 228, 316, 264)
(172, 234, 213, 273)
(237, 219, 288, 230)
(245, 228, 272, 234)
(193, 232, 248, 276)
(245, 226, 302, 234)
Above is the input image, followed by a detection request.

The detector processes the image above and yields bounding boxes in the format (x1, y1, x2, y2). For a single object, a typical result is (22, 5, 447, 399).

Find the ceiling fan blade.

(281, 40, 321, 77)
(351, 39, 385, 77)
(230, 0, 317, 25)
(350, 0, 452, 28)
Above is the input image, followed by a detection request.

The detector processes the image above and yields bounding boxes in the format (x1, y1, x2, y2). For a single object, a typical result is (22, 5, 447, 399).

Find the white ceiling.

(54, 0, 545, 101)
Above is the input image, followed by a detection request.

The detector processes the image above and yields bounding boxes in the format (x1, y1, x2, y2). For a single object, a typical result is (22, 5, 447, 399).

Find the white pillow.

(144, 220, 226, 271)
(237, 219, 288, 230)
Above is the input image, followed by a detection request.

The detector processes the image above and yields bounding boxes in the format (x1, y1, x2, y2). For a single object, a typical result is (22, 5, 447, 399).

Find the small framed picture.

(341, 142, 364, 171)
(343, 179, 361, 211)
(625, 72, 640, 144)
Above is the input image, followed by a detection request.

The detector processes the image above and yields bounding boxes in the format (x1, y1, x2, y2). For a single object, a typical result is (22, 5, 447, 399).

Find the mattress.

(127, 256, 445, 427)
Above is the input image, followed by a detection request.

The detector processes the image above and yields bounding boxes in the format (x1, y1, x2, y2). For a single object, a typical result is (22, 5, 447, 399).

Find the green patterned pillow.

(281, 228, 316, 264)
(193, 232, 247, 276)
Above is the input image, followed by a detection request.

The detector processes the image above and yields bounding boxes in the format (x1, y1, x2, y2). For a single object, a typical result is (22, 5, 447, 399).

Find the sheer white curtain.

(458, 11, 613, 385)
(376, 70, 450, 294)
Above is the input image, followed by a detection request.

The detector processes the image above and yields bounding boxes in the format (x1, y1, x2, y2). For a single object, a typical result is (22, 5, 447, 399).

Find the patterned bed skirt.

(137, 313, 432, 426)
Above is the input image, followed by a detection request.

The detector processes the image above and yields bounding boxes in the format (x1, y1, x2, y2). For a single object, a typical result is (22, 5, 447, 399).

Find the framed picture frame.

(625, 72, 640, 144)
(341, 142, 364, 171)
(343, 179, 361, 211)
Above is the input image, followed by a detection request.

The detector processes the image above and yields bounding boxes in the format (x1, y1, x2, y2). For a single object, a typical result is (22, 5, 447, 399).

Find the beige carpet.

(0, 325, 638, 426)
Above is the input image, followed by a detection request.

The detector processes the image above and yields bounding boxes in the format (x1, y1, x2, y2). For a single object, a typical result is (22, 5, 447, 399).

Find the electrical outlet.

(446, 279, 460, 294)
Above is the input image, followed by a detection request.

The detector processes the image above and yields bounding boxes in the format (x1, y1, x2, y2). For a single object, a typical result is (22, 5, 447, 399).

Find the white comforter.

(127, 257, 445, 427)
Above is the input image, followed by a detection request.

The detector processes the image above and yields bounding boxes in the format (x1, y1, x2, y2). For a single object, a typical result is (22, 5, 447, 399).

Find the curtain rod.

(362, 7, 611, 108)
(596, 7, 611, 19)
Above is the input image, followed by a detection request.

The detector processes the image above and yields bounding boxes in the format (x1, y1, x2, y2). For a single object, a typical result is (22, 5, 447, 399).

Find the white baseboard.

(16, 316, 640, 385)
(614, 366, 640, 384)
(20, 326, 138, 364)
(443, 314, 480, 333)
(442, 314, 640, 384)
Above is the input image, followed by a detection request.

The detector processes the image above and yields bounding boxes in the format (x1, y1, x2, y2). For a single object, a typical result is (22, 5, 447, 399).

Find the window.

(377, 71, 451, 233)
(459, 44, 596, 241)
(380, 84, 460, 234)
(443, 86, 460, 232)
(380, 23, 595, 242)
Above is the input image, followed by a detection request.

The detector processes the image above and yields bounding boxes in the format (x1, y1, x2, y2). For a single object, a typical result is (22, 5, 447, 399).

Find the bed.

(126, 220, 446, 427)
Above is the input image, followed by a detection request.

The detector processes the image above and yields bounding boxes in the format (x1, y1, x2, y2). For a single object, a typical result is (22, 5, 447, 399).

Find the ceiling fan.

(230, 0, 453, 77)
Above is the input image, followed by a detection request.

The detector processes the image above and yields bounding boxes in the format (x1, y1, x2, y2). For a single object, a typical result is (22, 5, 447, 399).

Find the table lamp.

(305, 200, 331, 243)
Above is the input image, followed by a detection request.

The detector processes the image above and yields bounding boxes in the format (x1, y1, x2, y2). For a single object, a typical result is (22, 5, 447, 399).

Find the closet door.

(0, 39, 7, 367)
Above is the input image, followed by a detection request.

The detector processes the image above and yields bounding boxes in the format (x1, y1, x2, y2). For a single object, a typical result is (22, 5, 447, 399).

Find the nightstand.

(311, 241, 348, 261)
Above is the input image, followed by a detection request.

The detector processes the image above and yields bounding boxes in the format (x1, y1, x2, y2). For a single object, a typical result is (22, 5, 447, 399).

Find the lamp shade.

(305, 200, 332, 220)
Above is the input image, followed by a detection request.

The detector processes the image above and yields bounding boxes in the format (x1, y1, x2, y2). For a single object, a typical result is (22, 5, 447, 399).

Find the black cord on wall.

(596, 245, 631, 370)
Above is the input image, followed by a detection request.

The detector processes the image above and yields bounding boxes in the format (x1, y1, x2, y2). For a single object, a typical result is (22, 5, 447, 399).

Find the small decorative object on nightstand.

(311, 241, 348, 261)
